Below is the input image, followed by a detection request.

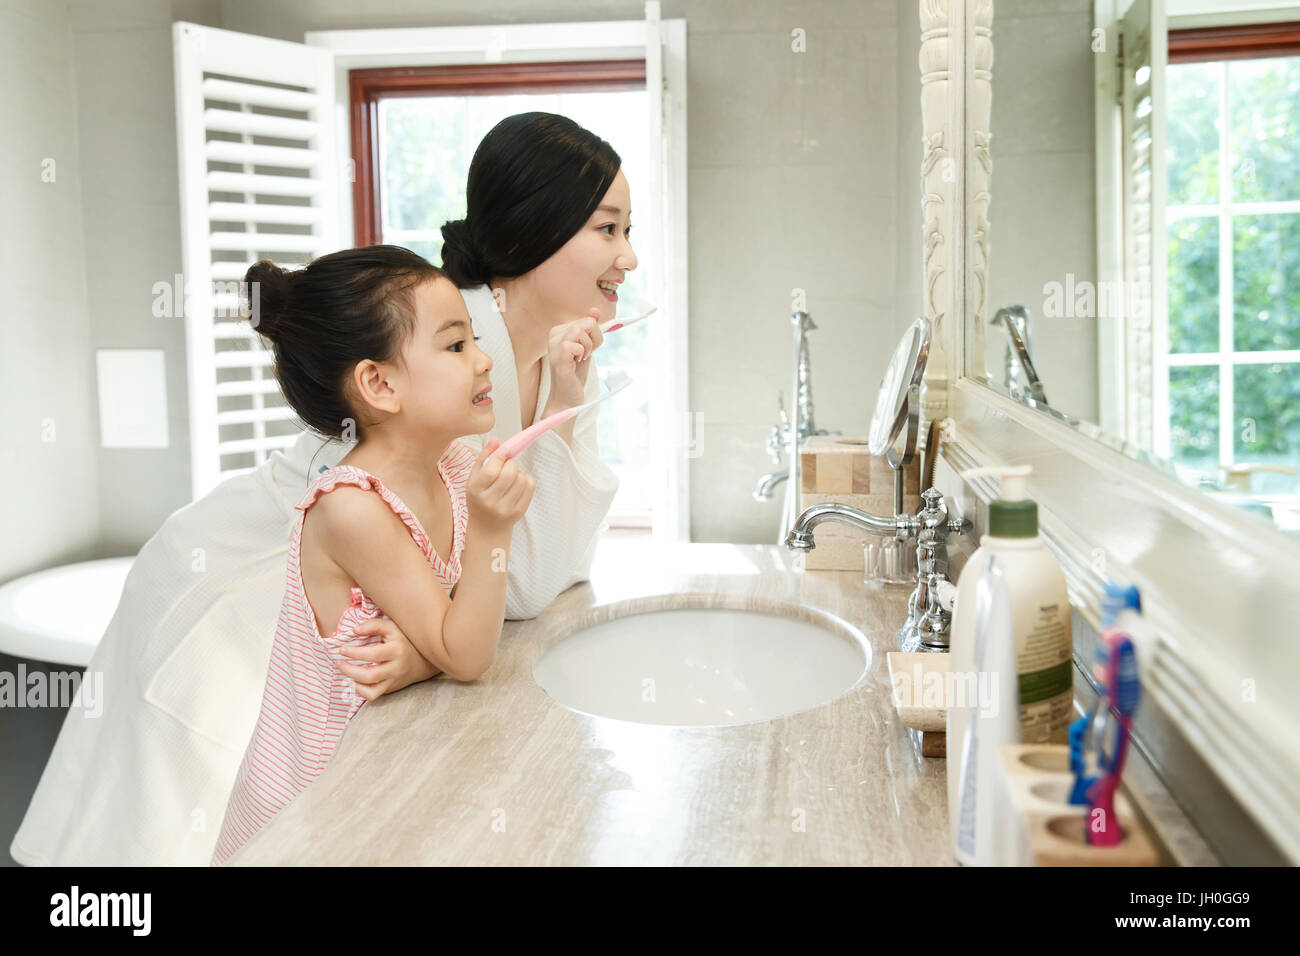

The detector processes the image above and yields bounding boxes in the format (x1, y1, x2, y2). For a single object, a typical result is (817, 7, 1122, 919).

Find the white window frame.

(1162, 57, 1300, 472)
(304, 5, 690, 542)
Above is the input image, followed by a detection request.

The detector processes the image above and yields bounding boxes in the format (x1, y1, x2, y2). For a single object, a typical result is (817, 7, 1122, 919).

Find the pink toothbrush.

(600, 304, 656, 335)
(492, 370, 634, 460)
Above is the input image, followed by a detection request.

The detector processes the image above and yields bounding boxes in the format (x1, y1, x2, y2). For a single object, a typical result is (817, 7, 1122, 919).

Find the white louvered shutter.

(172, 22, 340, 499)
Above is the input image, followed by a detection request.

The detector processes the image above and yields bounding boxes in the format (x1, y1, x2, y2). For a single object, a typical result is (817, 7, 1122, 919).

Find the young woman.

(12, 112, 637, 867)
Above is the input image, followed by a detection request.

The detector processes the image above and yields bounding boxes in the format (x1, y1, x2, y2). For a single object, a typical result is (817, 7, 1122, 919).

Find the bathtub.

(0, 557, 133, 667)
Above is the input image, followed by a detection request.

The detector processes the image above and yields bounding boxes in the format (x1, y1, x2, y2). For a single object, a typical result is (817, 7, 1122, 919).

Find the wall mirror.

(965, 0, 1300, 544)
(934, 0, 1300, 863)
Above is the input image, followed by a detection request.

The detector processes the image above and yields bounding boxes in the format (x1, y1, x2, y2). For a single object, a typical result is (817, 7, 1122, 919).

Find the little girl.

(211, 245, 534, 865)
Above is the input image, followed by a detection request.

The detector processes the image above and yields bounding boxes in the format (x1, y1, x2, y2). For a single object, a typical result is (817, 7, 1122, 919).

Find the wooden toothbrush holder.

(997, 743, 1160, 866)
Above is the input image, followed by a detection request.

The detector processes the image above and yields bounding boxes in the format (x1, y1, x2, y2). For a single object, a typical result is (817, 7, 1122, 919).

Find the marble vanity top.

(230, 539, 952, 865)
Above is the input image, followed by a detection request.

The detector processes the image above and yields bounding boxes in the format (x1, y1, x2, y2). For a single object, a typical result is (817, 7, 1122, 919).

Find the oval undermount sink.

(531, 599, 870, 727)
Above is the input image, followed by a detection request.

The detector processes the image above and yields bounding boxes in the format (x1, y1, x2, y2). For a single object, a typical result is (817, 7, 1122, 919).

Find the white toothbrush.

(600, 304, 656, 334)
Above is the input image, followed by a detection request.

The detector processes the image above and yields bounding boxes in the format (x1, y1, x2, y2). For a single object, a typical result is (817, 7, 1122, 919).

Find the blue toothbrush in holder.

(1069, 583, 1141, 806)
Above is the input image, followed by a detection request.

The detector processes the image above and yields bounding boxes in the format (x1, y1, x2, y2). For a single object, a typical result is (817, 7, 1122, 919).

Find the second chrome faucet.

(785, 317, 970, 652)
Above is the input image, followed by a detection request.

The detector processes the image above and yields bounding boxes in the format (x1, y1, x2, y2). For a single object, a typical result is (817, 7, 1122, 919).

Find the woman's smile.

(597, 278, 621, 303)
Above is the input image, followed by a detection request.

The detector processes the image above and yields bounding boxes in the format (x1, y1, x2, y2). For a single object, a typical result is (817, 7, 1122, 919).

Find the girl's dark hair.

(243, 245, 441, 439)
(439, 112, 622, 288)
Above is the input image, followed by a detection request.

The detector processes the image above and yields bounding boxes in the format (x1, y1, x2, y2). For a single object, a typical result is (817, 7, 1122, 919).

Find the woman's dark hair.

(439, 111, 622, 288)
(243, 245, 441, 439)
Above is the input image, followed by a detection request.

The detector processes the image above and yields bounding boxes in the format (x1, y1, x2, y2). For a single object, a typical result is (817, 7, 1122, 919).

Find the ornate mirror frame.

(919, 0, 1300, 861)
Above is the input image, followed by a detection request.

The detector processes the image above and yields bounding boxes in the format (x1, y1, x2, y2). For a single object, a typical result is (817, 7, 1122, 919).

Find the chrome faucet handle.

(900, 488, 971, 652)
(765, 390, 791, 463)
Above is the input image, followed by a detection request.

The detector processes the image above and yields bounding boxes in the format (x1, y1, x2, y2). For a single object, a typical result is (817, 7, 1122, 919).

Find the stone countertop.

(230, 540, 953, 865)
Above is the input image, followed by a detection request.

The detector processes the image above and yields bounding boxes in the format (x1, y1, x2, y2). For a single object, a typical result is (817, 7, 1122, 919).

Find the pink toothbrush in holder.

(492, 370, 634, 460)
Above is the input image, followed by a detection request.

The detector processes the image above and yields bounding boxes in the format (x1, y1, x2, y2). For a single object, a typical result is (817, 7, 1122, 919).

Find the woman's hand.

(541, 308, 604, 416)
(337, 616, 439, 701)
(468, 437, 536, 536)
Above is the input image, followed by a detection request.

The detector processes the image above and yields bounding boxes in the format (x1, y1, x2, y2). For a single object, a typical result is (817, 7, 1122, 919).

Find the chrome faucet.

(753, 469, 787, 499)
(991, 305, 1049, 406)
(785, 315, 969, 651)
(754, 311, 836, 542)
(786, 487, 970, 651)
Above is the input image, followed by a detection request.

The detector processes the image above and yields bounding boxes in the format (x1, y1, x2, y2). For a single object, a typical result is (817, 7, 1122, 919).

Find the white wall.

(0, 1, 101, 580)
(71, 0, 209, 556)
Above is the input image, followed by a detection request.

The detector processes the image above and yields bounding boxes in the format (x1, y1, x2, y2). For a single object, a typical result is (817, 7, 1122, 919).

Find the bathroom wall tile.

(774, 27, 895, 168)
(219, 0, 645, 40)
(687, 165, 789, 310)
(690, 421, 784, 543)
(687, 31, 787, 169)
(0, 1, 101, 579)
(776, 164, 896, 301)
(73, 25, 193, 547)
(671, 0, 897, 34)
(690, 25, 897, 172)
(68, 0, 213, 34)
(995, 0, 1093, 20)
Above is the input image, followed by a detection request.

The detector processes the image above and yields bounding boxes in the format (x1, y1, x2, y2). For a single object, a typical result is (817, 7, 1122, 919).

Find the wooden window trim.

(1169, 20, 1300, 64)
(349, 60, 646, 246)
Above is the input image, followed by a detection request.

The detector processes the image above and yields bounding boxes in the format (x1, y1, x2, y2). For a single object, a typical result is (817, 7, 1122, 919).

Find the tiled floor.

(0, 652, 75, 866)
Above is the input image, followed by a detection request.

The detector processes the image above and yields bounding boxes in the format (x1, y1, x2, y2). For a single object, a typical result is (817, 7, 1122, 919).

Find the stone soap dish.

(887, 651, 948, 757)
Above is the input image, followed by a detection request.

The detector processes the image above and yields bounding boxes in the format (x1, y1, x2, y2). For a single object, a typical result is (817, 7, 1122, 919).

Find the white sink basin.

(531, 600, 870, 727)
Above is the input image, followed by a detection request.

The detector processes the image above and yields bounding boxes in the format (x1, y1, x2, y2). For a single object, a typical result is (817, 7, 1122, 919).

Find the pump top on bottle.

(960, 464, 1039, 538)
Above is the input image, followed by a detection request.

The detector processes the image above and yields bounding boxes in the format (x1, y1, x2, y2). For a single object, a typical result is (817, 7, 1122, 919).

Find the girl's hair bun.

(243, 259, 293, 339)
(237, 246, 440, 441)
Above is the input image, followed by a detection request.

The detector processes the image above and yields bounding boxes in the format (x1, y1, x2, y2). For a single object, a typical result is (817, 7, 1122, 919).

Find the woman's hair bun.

(243, 259, 293, 338)
(439, 218, 490, 287)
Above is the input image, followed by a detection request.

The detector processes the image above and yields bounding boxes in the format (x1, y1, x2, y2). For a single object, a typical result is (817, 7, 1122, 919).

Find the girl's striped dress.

(211, 443, 477, 865)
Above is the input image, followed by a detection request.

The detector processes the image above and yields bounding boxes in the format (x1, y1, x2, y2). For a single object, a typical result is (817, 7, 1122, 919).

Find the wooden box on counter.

(799, 436, 921, 571)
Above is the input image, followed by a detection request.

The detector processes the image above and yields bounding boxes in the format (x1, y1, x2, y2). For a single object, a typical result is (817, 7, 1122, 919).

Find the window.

(1164, 22, 1300, 497)
(349, 63, 656, 527)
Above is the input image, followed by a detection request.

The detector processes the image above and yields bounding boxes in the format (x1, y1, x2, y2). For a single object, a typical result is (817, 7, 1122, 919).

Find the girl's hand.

(467, 437, 535, 536)
(542, 308, 604, 415)
(337, 616, 439, 701)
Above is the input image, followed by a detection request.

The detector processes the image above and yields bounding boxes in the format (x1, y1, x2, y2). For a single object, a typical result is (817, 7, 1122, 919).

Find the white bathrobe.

(10, 284, 617, 866)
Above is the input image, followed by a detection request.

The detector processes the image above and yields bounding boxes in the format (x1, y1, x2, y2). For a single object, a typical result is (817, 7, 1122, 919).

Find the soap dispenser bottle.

(947, 464, 1074, 856)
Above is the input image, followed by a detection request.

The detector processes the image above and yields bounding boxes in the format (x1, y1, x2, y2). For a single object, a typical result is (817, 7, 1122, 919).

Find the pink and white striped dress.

(211, 442, 477, 865)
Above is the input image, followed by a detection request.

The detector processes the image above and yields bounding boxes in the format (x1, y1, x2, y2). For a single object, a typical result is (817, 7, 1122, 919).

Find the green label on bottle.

(1019, 661, 1072, 705)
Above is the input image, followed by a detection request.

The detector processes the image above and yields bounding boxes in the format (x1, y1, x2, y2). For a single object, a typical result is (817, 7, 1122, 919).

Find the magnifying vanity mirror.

(869, 315, 931, 515)
(965, 0, 1300, 541)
